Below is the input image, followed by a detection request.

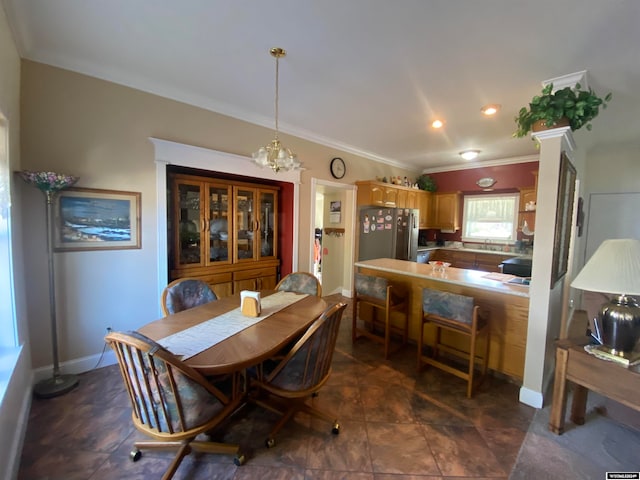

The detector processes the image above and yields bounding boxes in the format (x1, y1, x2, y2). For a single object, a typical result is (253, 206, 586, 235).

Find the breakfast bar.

(354, 258, 530, 382)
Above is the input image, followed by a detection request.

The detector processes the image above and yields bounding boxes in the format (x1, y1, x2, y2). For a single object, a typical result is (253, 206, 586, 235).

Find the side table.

(548, 337, 640, 434)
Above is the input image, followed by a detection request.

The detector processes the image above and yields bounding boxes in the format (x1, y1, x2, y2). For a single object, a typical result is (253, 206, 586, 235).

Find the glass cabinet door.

(208, 184, 231, 264)
(176, 182, 203, 266)
(234, 188, 256, 262)
(258, 190, 277, 259)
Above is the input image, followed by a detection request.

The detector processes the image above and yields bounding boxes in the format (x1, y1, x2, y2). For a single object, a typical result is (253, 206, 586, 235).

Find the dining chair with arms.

(105, 330, 245, 479)
(352, 272, 408, 359)
(275, 271, 322, 296)
(161, 277, 217, 316)
(417, 288, 490, 398)
(249, 302, 347, 448)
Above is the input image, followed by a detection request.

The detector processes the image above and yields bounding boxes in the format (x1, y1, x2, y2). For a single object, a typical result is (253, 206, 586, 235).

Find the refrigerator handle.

(406, 213, 413, 260)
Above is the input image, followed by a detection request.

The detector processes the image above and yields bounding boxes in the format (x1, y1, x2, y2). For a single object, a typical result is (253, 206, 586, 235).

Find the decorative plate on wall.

(476, 177, 496, 189)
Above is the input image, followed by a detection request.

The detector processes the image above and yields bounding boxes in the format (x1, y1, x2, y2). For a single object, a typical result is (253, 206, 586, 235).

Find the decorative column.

(518, 126, 576, 409)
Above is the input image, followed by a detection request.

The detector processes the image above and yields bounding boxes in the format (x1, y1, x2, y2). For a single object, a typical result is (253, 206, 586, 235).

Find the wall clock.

(330, 157, 346, 179)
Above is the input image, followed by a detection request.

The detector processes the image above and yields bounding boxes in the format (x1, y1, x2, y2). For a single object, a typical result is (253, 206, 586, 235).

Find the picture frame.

(550, 152, 576, 287)
(329, 200, 341, 224)
(54, 187, 141, 251)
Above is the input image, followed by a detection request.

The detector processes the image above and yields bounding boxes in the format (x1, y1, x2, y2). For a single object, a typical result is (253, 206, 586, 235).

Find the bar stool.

(352, 272, 408, 359)
(417, 288, 489, 398)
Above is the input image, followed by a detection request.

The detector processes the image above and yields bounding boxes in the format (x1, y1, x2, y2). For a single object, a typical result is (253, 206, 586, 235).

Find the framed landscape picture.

(550, 152, 576, 287)
(54, 188, 141, 251)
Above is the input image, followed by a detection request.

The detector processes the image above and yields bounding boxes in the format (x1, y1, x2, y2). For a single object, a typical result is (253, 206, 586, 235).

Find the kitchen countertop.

(417, 245, 531, 258)
(355, 258, 530, 298)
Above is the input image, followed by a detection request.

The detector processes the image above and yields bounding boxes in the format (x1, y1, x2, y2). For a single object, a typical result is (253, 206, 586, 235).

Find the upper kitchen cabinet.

(430, 192, 461, 230)
(418, 191, 432, 228)
(356, 180, 422, 209)
(518, 171, 538, 235)
(169, 173, 280, 298)
(357, 180, 399, 207)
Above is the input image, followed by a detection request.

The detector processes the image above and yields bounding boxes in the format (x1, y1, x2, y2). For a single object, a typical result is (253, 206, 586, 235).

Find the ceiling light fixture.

(481, 104, 501, 116)
(459, 149, 480, 161)
(431, 119, 444, 129)
(252, 47, 302, 173)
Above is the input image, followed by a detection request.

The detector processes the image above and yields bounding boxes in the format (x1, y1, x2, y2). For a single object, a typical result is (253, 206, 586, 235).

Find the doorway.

(309, 178, 356, 297)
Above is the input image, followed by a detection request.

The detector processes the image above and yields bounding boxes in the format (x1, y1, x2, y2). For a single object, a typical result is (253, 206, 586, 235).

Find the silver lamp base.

(33, 374, 79, 399)
(597, 294, 640, 358)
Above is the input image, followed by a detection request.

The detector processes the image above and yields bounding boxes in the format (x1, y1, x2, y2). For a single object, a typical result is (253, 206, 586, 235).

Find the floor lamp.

(19, 170, 79, 398)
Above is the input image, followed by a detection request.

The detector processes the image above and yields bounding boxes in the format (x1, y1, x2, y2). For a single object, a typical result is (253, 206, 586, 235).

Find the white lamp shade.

(571, 239, 640, 295)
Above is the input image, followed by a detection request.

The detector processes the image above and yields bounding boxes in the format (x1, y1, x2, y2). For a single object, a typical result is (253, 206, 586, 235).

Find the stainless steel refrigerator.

(357, 207, 419, 261)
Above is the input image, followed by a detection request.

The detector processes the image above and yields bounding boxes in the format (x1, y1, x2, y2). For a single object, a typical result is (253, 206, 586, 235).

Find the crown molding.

(542, 70, 588, 91)
(421, 154, 539, 174)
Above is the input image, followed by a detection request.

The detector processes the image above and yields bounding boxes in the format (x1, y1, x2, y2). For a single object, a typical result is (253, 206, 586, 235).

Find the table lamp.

(571, 238, 640, 363)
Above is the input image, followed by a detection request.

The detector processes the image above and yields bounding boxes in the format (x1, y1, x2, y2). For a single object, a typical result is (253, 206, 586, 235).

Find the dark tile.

(305, 470, 374, 480)
(360, 384, 414, 423)
(421, 423, 506, 477)
(17, 294, 639, 480)
(367, 422, 440, 475)
(306, 421, 372, 472)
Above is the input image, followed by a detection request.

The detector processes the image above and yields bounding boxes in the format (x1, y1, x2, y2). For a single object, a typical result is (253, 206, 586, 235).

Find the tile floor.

(17, 294, 640, 479)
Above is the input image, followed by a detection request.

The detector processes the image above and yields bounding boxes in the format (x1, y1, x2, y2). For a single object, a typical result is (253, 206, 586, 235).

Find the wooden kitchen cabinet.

(430, 249, 513, 272)
(356, 181, 400, 207)
(474, 252, 513, 272)
(418, 191, 432, 228)
(169, 173, 280, 298)
(405, 189, 420, 209)
(430, 192, 461, 230)
(356, 180, 425, 210)
(518, 171, 538, 235)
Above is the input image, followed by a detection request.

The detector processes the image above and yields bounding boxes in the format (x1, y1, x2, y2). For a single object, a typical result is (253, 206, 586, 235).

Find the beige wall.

(19, 60, 420, 371)
(1, 3, 32, 478)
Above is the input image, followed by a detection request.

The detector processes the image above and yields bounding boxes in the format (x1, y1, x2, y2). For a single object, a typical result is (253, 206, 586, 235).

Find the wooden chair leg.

(417, 319, 425, 371)
(352, 300, 358, 343)
(467, 332, 477, 398)
(434, 326, 442, 359)
(402, 304, 409, 345)
(384, 307, 391, 359)
(482, 327, 490, 376)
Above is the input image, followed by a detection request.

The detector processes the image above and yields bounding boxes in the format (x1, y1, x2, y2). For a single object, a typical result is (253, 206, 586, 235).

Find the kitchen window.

(462, 193, 519, 243)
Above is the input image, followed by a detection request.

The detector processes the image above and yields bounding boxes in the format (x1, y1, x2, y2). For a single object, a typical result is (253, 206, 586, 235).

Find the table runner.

(158, 291, 308, 359)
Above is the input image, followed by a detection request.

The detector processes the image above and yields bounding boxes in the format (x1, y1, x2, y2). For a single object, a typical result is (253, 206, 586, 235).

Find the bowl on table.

(428, 261, 451, 273)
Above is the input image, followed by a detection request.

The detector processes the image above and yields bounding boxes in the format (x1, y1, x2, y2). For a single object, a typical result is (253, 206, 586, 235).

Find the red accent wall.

(430, 161, 538, 192)
(424, 161, 539, 243)
(276, 180, 294, 277)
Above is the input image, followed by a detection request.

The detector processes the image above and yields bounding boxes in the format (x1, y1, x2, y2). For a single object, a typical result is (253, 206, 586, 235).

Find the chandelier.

(252, 47, 302, 173)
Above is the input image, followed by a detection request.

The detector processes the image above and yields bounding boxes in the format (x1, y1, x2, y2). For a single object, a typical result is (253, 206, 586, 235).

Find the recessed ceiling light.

(431, 119, 444, 129)
(481, 104, 501, 116)
(459, 149, 481, 160)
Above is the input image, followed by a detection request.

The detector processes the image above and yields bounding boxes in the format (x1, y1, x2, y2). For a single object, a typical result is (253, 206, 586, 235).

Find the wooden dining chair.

(417, 288, 490, 398)
(105, 331, 245, 479)
(275, 271, 322, 296)
(248, 302, 347, 448)
(161, 277, 217, 316)
(352, 272, 408, 358)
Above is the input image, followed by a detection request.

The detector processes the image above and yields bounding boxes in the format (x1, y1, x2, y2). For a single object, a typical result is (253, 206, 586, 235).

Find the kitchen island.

(354, 258, 530, 382)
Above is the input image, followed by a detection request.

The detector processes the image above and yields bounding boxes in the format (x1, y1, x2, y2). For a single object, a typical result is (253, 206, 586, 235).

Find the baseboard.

(519, 386, 544, 408)
(32, 349, 117, 384)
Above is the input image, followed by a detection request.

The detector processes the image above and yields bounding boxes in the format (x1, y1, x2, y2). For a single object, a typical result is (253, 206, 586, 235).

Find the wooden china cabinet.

(168, 172, 280, 298)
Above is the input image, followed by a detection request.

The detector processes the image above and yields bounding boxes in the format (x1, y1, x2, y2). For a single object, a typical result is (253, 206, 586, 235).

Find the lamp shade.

(571, 239, 640, 295)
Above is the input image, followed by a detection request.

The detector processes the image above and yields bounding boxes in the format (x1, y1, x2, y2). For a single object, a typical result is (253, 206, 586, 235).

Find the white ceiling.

(4, 0, 640, 171)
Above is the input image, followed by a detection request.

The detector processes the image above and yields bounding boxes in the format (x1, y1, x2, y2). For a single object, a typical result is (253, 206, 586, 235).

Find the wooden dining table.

(138, 291, 329, 376)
